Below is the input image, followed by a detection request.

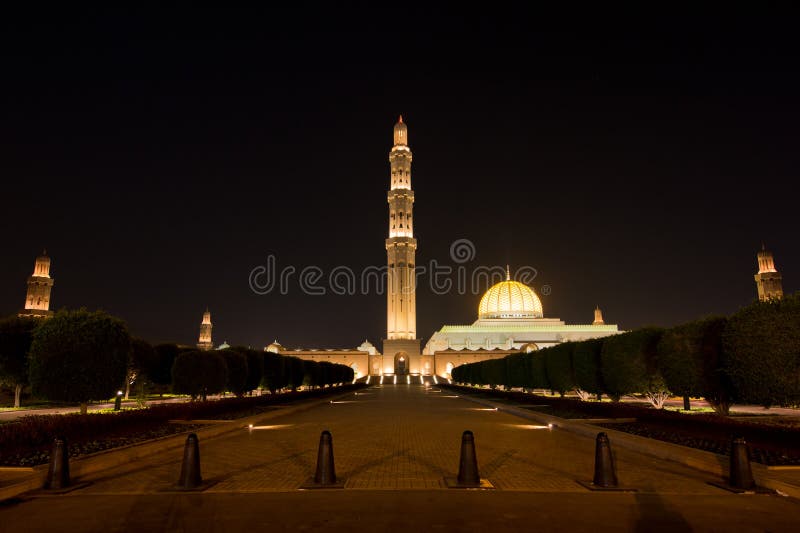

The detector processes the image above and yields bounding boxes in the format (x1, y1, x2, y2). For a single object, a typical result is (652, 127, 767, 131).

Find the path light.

(114, 390, 123, 411)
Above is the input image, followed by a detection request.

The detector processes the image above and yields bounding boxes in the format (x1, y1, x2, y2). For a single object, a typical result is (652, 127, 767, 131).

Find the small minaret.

(754, 244, 783, 301)
(593, 306, 605, 325)
(197, 308, 213, 351)
(19, 251, 54, 318)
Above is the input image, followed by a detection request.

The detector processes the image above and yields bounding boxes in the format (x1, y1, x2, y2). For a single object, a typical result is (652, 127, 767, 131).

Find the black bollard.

(177, 433, 202, 489)
(445, 430, 493, 488)
(44, 437, 70, 490)
(314, 430, 337, 485)
(302, 430, 345, 488)
(729, 436, 755, 490)
(457, 430, 481, 486)
(593, 432, 618, 488)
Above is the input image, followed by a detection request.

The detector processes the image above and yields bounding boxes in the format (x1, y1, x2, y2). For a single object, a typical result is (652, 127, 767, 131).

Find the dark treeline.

(0, 309, 354, 410)
(452, 294, 800, 414)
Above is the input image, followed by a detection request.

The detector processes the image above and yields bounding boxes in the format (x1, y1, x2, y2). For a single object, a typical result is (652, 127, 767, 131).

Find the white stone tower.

(754, 244, 783, 301)
(19, 251, 54, 318)
(197, 308, 213, 351)
(383, 116, 421, 373)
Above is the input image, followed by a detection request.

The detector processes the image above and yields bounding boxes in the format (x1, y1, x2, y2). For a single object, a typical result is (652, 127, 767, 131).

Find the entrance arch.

(394, 352, 409, 375)
(445, 361, 454, 377)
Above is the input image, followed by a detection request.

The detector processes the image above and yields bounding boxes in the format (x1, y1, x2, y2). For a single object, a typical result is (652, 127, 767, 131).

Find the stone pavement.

(1, 384, 799, 532)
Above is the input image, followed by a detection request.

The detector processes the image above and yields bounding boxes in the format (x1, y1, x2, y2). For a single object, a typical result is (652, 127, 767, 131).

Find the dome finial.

(398, 114, 403, 124)
(506, 265, 511, 281)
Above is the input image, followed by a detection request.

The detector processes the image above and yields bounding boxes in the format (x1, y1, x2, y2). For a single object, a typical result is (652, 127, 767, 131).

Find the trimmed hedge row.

(0, 384, 365, 461)
(452, 294, 800, 413)
(163, 346, 355, 399)
(0, 309, 355, 408)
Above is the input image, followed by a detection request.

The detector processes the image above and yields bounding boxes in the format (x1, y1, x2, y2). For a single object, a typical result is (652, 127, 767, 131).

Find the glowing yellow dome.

(478, 275, 543, 319)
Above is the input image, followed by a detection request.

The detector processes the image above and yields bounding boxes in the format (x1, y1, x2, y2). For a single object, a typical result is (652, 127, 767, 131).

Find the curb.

(0, 387, 361, 502)
(445, 386, 800, 500)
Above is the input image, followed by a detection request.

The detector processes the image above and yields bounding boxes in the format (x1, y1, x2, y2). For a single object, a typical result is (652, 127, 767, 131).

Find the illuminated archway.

(445, 361, 454, 377)
(394, 352, 409, 375)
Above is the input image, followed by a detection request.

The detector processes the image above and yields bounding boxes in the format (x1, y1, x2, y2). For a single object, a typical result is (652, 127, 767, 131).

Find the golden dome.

(478, 274, 543, 319)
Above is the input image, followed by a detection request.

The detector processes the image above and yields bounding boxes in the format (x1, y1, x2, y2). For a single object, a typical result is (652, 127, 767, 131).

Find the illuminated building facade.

(19, 251, 54, 318)
(423, 269, 620, 377)
(197, 308, 213, 351)
(754, 245, 783, 301)
(382, 116, 422, 374)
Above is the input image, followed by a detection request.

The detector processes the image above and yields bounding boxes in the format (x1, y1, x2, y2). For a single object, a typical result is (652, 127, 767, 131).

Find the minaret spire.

(198, 308, 213, 350)
(593, 306, 605, 325)
(19, 251, 55, 318)
(506, 265, 511, 281)
(384, 115, 421, 372)
(755, 245, 783, 301)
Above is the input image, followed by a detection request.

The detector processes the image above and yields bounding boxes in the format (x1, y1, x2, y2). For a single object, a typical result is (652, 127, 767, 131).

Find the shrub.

(29, 309, 131, 413)
(601, 328, 666, 406)
(572, 338, 604, 400)
(172, 350, 228, 401)
(505, 352, 530, 389)
(545, 342, 575, 396)
(262, 352, 289, 393)
(529, 352, 549, 389)
(219, 348, 249, 396)
(657, 317, 731, 414)
(0, 316, 39, 407)
(482, 358, 506, 389)
(151, 344, 180, 387)
(243, 349, 264, 392)
(722, 294, 800, 408)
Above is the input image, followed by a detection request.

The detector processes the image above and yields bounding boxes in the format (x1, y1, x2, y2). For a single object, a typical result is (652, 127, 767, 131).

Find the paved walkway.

(1, 385, 799, 531)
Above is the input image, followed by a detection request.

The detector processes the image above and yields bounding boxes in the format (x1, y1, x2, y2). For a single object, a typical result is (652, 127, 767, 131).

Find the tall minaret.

(383, 116, 421, 371)
(197, 308, 213, 351)
(754, 244, 783, 301)
(19, 251, 54, 318)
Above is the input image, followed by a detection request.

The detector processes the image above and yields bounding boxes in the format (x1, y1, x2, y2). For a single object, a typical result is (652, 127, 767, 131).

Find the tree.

(529, 352, 549, 390)
(287, 357, 306, 390)
(28, 309, 131, 414)
(171, 350, 228, 401)
(545, 342, 575, 396)
(601, 328, 666, 406)
(572, 338, 604, 400)
(126, 338, 156, 399)
(505, 352, 530, 389)
(0, 316, 39, 407)
(657, 317, 731, 414)
(242, 349, 264, 393)
(721, 294, 800, 408)
(219, 348, 248, 397)
(262, 352, 288, 393)
(482, 358, 506, 389)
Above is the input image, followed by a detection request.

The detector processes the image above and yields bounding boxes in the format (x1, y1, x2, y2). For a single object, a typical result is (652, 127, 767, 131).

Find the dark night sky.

(1, 6, 798, 349)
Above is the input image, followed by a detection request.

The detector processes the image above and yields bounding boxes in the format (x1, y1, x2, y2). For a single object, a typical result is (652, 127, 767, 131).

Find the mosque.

(7, 117, 784, 383)
(260, 117, 621, 381)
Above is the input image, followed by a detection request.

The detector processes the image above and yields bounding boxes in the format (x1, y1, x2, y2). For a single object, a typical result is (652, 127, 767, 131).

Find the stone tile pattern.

(81, 386, 722, 494)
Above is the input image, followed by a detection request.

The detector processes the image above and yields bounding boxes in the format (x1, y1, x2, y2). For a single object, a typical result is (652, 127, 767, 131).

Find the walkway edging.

(445, 386, 800, 500)
(0, 388, 360, 502)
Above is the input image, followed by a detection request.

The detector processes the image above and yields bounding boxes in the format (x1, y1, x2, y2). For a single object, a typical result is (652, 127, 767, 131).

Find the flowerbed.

(0, 384, 365, 467)
(443, 384, 800, 466)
